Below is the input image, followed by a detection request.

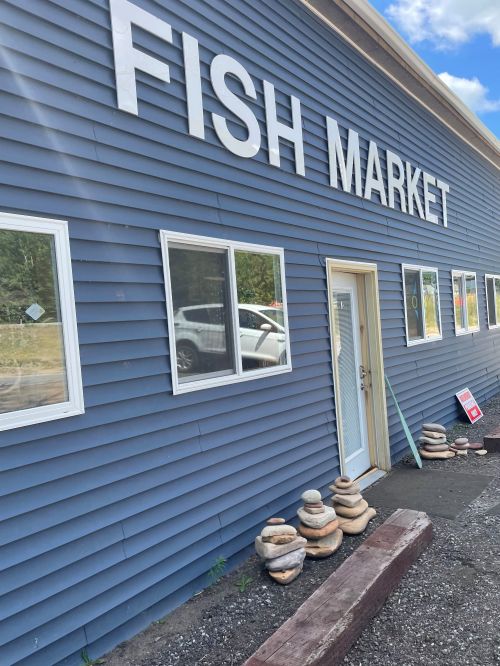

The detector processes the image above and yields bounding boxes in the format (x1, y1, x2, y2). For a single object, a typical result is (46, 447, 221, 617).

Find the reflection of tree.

(236, 252, 281, 306)
(169, 248, 228, 309)
(0, 230, 59, 323)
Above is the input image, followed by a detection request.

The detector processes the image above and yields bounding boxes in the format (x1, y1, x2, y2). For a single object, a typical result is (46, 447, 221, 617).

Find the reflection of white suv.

(173, 304, 286, 373)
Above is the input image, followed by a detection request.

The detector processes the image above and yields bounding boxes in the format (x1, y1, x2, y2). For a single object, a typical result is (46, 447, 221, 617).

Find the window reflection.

(404, 269, 424, 340)
(235, 251, 287, 370)
(169, 245, 234, 382)
(0, 229, 68, 415)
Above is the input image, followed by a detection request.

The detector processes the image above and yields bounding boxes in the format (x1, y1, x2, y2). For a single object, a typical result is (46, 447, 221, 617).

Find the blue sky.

(368, 0, 500, 138)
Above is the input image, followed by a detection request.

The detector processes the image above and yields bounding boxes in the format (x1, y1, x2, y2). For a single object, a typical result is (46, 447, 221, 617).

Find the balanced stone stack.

(419, 423, 455, 459)
(296, 489, 343, 558)
(330, 476, 376, 535)
(450, 436, 469, 456)
(255, 517, 306, 584)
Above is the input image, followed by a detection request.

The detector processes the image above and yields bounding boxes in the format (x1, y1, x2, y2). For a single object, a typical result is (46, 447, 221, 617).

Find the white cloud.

(438, 72, 500, 113)
(386, 0, 500, 49)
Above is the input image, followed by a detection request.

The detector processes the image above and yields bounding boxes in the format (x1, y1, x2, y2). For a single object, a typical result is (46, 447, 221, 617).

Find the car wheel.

(176, 342, 199, 373)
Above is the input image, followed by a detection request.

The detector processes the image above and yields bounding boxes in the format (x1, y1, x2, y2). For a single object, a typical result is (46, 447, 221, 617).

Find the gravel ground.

(102, 397, 500, 666)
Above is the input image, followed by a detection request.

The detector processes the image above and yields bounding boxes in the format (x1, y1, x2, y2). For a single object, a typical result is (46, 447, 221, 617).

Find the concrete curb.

(243, 509, 433, 666)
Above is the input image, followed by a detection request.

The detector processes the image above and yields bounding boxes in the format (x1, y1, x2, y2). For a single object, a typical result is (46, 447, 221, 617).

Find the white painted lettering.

(326, 117, 362, 196)
(423, 172, 438, 224)
(183, 33, 205, 139)
(211, 55, 260, 158)
(110, 0, 172, 116)
(436, 179, 450, 227)
(263, 80, 305, 176)
(405, 162, 425, 219)
(364, 141, 387, 206)
(386, 150, 407, 212)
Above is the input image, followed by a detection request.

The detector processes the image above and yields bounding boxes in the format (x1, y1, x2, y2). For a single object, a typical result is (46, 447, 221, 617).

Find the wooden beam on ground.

(244, 509, 432, 666)
(483, 426, 500, 452)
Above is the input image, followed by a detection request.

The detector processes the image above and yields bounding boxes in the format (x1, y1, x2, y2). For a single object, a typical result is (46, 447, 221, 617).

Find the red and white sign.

(456, 387, 483, 424)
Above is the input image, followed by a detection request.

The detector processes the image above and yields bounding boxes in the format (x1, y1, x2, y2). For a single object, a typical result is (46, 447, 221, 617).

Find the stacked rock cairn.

(296, 489, 343, 558)
(255, 517, 306, 585)
(418, 423, 455, 459)
(330, 476, 376, 534)
(450, 436, 487, 456)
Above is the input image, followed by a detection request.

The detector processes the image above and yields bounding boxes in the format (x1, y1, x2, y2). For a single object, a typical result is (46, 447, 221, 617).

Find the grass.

(0, 322, 64, 373)
(234, 574, 253, 592)
(207, 556, 227, 584)
(80, 648, 105, 665)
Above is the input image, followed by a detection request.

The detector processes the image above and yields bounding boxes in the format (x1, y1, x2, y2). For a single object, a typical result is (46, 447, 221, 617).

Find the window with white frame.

(485, 274, 500, 328)
(0, 213, 84, 431)
(160, 231, 291, 393)
(452, 271, 479, 334)
(402, 265, 442, 344)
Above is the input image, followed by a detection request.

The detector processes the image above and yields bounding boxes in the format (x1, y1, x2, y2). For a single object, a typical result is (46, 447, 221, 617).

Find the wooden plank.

(483, 426, 500, 452)
(244, 509, 432, 666)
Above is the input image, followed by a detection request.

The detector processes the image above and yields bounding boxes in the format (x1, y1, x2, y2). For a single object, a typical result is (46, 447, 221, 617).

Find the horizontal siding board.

(0, 0, 499, 664)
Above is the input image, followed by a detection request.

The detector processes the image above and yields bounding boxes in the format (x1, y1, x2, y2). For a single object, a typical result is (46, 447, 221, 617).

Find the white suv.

(173, 303, 286, 373)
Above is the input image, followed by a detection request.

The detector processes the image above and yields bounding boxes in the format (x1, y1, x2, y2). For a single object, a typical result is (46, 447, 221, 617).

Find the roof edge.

(300, 0, 500, 169)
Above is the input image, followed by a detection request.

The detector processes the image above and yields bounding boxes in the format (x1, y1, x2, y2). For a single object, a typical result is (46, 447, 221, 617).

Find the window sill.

(406, 336, 443, 347)
(455, 328, 480, 336)
(172, 364, 292, 394)
(0, 401, 85, 432)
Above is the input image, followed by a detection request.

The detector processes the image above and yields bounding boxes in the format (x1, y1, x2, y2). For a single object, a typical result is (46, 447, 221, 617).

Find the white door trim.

(326, 258, 391, 475)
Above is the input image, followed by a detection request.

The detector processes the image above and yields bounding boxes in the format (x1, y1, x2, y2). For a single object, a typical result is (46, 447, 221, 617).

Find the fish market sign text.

(110, 0, 450, 227)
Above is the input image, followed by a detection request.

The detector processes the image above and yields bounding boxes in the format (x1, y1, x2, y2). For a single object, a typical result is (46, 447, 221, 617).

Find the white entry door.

(331, 272, 371, 479)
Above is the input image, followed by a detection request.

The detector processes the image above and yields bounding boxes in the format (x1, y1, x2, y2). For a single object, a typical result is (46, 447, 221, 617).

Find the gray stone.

(332, 493, 363, 508)
(422, 430, 447, 440)
(261, 525, 296, 539)
(297, 505, 337, 528)
(423, 443, 449, 452)
(475, 449, 487, 456)
(422, 423, 446, 433)
(334, 475, 353, 489)
(255, 535, 306, 560)
(454, 437, 469, 445)
(301, 489, 322, 504)
(419, 435, 447, 446)
(265, 548, 306, 571)
(266, 517, 286, 525)
(304, 506, 326, 514)
(329, 482, 361, 495)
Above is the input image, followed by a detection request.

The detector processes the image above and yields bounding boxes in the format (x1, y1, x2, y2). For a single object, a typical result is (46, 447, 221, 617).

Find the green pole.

(385, 374, 422, 469)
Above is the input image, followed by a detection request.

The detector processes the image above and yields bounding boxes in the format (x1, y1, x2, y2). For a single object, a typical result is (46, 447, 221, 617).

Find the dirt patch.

(102, 396, 500, 666)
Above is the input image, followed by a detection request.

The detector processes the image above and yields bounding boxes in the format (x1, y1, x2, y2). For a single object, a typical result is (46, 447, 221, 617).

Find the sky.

(368, 0, 500, 138)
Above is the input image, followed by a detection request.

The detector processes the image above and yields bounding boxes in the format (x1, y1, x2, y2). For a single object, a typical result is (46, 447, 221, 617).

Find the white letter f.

(110, 0, 172, 115)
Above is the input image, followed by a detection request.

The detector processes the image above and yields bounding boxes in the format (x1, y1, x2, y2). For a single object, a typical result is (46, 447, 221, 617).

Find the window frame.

(402, 263, 442, 346)
(451, 270, 480, 335)
(0, 212, 84, 431)
(160, 230, 292, 394)
(485, 273, 500, 329)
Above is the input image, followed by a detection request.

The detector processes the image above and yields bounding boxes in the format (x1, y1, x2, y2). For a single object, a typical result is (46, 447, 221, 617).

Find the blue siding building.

(0, 0, 499, 664)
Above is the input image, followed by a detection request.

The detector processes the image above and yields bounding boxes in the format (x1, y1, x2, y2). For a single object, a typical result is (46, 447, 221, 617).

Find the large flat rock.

(244, 509, 432, 666)
(363, 469, 493, 519)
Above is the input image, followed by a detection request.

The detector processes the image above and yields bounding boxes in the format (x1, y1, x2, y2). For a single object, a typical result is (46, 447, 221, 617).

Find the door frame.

(326, 258, 391, 475)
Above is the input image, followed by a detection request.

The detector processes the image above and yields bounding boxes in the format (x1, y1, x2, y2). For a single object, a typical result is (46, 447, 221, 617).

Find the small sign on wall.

(456, 387, 483, 423)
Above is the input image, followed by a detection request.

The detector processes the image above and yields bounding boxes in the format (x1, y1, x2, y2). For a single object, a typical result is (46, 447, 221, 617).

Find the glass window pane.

(495, 279, 500, 327)
(465, 274, 479, 330)
(404, 269, 424, 341)
(0, 229, 68, 415)
(453, 275, 465, 331)
(486, 277, 496, 326)
(169, 244, 235, 382)
(235, 251, 287, 370)
(422, 271, 440, 338)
